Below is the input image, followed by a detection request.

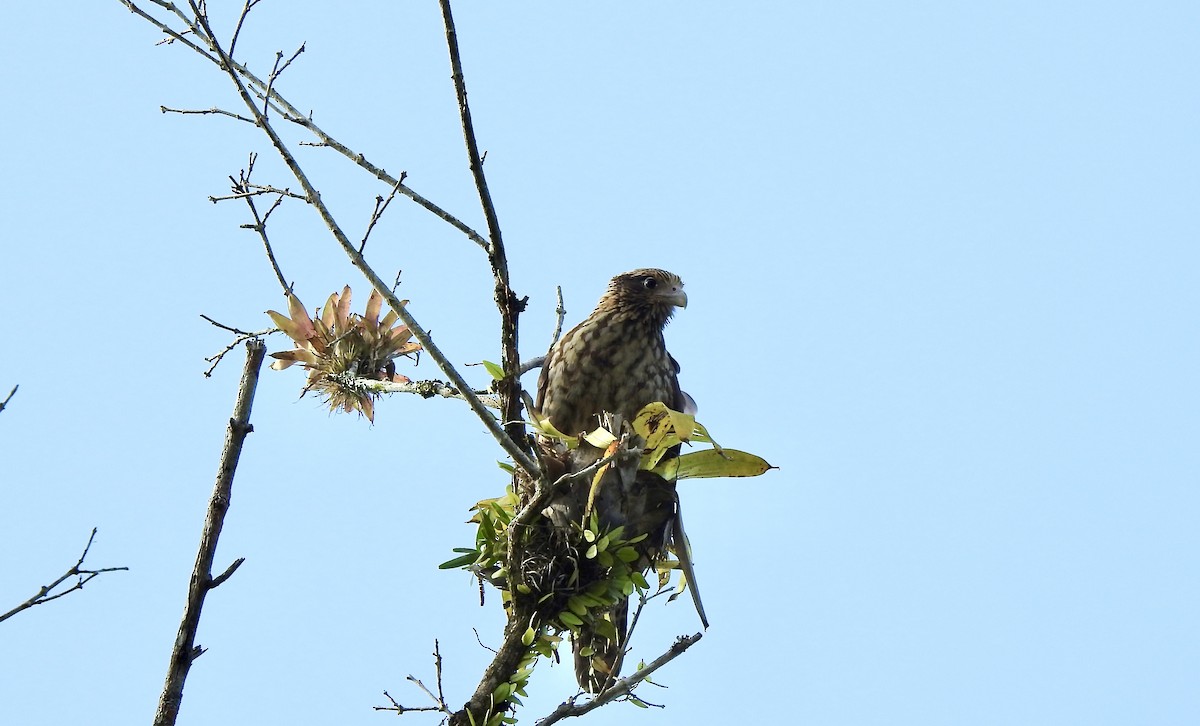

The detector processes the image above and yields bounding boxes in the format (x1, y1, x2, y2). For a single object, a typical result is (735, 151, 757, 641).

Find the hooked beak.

(663, 286, 687, 309)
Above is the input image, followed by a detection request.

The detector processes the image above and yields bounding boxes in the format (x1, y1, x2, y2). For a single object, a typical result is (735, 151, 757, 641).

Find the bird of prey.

(534, 268, 691, 693)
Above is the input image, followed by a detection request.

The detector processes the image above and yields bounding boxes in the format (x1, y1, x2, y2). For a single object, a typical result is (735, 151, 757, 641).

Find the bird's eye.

(642, 277, 658, 290)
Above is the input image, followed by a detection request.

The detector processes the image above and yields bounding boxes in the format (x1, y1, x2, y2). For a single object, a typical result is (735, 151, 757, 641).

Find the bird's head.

(603, 268, 687, 323)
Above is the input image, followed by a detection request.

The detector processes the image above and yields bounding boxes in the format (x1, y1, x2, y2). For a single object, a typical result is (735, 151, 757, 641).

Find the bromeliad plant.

(266, 286, 421, 422)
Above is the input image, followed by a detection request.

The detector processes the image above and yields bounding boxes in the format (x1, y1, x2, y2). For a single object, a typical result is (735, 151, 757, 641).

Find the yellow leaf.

(631, 402, 674, 449)
(654, 449, 774, 479)
(582, 426, 617, 449)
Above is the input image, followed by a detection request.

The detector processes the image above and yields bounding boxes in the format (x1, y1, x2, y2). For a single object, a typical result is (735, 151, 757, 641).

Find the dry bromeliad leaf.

(267, 286, 420, 421)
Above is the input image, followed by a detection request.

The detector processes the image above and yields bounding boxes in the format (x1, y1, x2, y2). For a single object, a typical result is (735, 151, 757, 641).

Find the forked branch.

(0, 528, 128, 624)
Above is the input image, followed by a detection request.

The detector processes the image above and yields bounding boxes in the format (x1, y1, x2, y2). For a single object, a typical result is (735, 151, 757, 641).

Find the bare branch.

(226, 0, 261, 59)
(160, 105, 256, 124)
(125, 0, 490, 252)
(154, 340, 266, 726)
(438, 0, 532, 484)
(218, 153, 292, 295)
(209, 557, 245, 589)
(178, 1, 540, 477)
(374, 640, 453, 717)
(0, 528, 128, 624)
(535, 633, 704, 725)
(373, 691, 444, 717)
(359, 172, 407, 254)
(551, 285, 566, 346)
(0, 384, 16, 414)
(123, 1, 219, 65)
(208, 185, 306, 203)
(262, 44, 306, 119)
(200, 315, 275, 378)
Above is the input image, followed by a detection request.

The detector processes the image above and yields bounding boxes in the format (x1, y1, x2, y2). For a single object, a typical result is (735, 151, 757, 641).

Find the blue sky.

(1, 2, 1197, 724)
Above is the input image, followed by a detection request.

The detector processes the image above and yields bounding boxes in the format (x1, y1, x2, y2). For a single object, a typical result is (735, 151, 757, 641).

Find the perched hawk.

(534, 268, 690, 692)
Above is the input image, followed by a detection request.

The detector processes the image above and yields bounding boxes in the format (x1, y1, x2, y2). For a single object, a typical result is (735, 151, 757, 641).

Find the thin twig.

(438, 0, 530, 474)
(182, 1, 539, 477)
(551, 285, 566, 346)
(154, 340, 266, 726)
(0, 384, 16, 414)
(472, 627, 498, 654)
(160, 105, 256, 124)
(535, 633, 704, 725)
(125, 0, 491, 252)
(262, 44, 305, 119)
(433, 639, 448, 710)
(200, 315, 275, 378)
(209, 185, 306, 203)
(359, 173, 406, 254)
(373, 691, 444, 717)
(218, 153, 291, 294)
(374, 640, 453, 718)
(0, 528, 128, 624)
(602, 585, 673, 695)
(227, 0, 260, 59)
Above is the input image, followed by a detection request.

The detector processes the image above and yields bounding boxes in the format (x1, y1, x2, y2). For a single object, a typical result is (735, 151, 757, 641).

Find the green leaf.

(521, 627, 535, 646)
(496, 461, 515, 473)
(615, 546, 639, 563)
(630, 697, 649, 709)
(654, 448, 774, 479)
(585, 544, 598, 559)
(482, 360, 505, 380)
(439, 550, 480, 569)
(559, 611, 583, 626)
(567, 596, 589, 617)
(594, 618, 619, 642)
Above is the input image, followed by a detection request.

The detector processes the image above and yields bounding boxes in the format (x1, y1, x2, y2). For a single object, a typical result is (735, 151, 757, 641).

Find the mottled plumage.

(537, 269, 687, 439)
(534, 269, 688, 693)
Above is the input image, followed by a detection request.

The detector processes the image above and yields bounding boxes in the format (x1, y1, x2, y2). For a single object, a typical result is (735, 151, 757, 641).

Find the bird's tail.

(572, 599, 629, 693)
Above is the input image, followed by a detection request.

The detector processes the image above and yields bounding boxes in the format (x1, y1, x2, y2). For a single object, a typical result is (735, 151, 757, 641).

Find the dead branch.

(153, 340, 266, 726)
(0, 384, 16, 414)
(535, 633, 704, 725)
(160, 105, 256, 124)
(0, 528, 128, 624)
(124, 0, 490, 252)
(374, 640, 454, 718)
(173, 0, 539, 478)
(438, 0, 530, 472)
(359, 173, 407, 254)
(200, 315, 275, 378)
